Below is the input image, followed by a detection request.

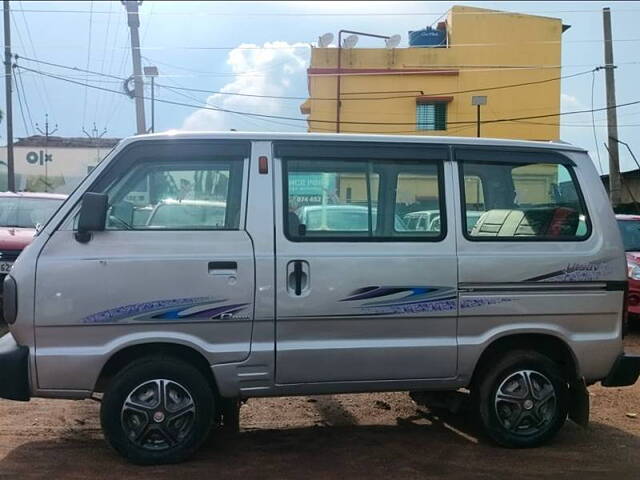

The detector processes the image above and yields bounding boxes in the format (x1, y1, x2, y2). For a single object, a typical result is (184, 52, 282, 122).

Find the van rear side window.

(461, 161, 590, 240)
(283, 158, 445, 241)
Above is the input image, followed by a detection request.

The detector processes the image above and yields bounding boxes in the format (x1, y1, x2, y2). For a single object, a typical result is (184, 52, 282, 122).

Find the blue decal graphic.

(340, 285, 515, 315)
(83, 296, 249, 324)
(341, 286, 458, 315)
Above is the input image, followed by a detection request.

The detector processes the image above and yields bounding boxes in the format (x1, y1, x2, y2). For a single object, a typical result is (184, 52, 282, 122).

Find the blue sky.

(3, 1, 640, 172)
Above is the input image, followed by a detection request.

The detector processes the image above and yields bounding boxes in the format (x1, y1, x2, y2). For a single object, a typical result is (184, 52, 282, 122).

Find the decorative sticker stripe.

(360, 297, 457, 315)
(526, 259, 613, 283)
(339, 285, 515, 316)
(83, 297, 249, 324)
(460, 297, 513, 309)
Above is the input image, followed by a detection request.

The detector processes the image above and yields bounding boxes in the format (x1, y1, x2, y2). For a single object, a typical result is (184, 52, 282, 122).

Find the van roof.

(124, 131, 587, 153)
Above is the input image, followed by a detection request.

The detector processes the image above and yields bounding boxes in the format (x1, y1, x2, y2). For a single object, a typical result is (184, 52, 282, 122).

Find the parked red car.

(617, 214, 640, 320)
(0, 192, 67, 315)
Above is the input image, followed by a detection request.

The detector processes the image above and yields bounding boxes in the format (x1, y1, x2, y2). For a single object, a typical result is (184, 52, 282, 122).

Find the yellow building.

(301, 5, 569, 140)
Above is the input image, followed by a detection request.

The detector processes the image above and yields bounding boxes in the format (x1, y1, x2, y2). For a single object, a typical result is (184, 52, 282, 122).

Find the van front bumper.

(602, 353, 640, 387)
(0, 333, 30, 401)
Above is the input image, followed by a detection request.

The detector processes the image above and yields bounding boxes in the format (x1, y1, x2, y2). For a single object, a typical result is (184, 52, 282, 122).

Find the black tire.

(100, 356, 215, 465)
(474, 350, 569, 448)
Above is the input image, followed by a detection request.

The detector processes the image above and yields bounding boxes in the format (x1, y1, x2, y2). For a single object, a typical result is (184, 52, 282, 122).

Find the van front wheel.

(100, 356, 214, 465)
(475, 350, 569, 448)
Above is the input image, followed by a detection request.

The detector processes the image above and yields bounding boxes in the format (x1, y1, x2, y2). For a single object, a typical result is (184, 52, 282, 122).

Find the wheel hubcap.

(494, 370, 557, 436)
(121, 379, 196, 451)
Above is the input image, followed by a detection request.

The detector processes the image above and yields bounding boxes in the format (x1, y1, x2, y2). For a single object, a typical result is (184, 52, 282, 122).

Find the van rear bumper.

(0, 333, 30, 401)
(601, 353, 640, 387)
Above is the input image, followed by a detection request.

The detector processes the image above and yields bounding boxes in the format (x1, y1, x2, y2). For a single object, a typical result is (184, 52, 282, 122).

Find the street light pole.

(471, 95, 487, 138)
(336, 30, 390, 133)
(143, 65, 159, 133)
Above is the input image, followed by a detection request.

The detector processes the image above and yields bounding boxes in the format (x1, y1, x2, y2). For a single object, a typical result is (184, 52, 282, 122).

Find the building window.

(416, 103, 447, 131)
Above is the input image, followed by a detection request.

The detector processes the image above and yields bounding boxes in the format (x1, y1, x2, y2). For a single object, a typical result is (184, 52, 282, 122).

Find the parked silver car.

(1, 132, 638, 464)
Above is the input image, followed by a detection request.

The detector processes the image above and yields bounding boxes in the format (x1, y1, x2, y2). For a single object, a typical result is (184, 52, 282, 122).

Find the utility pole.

(3, 0, 14, 191)
(35, 114, 57, 193)
(122, 1, 146, 134)
(83, 122, 107, 163)
(603, 7, 621, 207)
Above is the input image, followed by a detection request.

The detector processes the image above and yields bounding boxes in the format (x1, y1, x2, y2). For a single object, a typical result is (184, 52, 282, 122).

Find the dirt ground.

(0, 328, 639, 479)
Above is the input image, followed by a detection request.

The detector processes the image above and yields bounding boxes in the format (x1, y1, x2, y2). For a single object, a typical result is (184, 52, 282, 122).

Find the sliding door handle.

(293, 260, 302, 295)
(287, 260, 310, 296)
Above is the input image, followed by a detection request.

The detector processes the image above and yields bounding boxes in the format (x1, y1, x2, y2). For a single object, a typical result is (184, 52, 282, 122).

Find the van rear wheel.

(100, 356, 214, 465)
(475, 350, 568, 448)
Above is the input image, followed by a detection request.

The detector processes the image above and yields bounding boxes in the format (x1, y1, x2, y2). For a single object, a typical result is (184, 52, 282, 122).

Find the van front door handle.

(208, 261, 237, 275)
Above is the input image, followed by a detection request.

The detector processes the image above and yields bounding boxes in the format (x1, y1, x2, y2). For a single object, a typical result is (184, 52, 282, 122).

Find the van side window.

(461, 160, 589, 240)
(284, 159, 444, 241)
(103, 160, 244, 230)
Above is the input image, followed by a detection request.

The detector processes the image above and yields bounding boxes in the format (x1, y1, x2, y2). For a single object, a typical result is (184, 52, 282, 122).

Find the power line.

(77, 38, 640, 50)
(10, 7, 640, 16)
(14, 63, 34, 133)
(103, 28, 131, 131)
(12, 3, 55, 124)
(15, 63, 640, 128)
(93, 0, 113, 129)
(8, 39, 640, 54)
(15, 53, 640, 77)
(141, 54, 296, 77)
(81, 0, 94, 129)
(14, 54, 597, 102)
(159, 80, 308, 132)
(591, 70, 604, 174)
(157, 68, 593, 101)
(12, 67, 31, 136)
(141, 0, 155, 44)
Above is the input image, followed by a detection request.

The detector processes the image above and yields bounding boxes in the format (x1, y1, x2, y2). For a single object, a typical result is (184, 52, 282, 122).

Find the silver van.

(1, 132, 639, 464)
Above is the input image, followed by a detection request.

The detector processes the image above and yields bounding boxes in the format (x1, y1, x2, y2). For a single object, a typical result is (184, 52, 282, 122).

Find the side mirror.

(75, 192, 108, 243)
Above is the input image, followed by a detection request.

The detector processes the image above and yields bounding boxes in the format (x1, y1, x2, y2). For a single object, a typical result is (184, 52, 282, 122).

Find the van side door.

(273, 141, 458, 385)
(33, 140, 255, 392)
(454, 148, 624, 380)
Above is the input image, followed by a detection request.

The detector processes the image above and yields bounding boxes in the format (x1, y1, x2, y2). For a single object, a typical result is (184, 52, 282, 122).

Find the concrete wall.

(303, 5, 563, 140)
(0, 145, 108, 193)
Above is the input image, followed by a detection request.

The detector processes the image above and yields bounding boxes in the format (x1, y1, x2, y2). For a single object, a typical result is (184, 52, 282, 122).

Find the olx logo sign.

(26, 151, 53, 166)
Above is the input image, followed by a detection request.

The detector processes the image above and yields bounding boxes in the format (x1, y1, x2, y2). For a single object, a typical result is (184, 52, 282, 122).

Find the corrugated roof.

(13, 135, 121, 149)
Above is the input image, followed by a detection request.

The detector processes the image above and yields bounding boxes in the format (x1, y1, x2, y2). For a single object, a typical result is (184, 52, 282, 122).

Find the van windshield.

(0, 197, 65, 229)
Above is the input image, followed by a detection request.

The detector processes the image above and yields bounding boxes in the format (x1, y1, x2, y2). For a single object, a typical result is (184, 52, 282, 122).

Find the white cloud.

(181, 42, 310, 132)
(560, 93, 584, 112)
